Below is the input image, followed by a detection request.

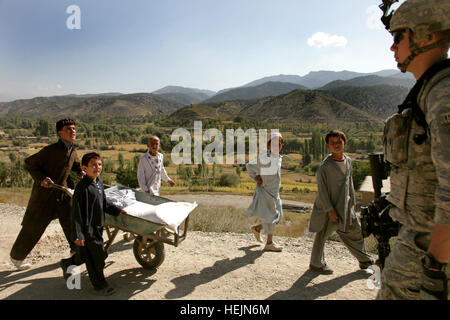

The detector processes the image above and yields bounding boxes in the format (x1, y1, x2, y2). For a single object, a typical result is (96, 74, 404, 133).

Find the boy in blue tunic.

(308, 130, 373, 274)
(246, 133, 284, 252)
(60, 152, 125, 295)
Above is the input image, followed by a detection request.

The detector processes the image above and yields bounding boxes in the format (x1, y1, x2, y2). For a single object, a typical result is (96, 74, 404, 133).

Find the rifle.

(360, 152, 400, 270)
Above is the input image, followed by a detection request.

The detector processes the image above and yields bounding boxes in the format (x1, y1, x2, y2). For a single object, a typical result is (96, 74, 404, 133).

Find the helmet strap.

(398, 29, 450, 73)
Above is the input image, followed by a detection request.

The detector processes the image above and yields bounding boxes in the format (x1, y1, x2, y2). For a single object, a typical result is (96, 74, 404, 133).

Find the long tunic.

(22, 139, 82, 225)
(309, 154, 356, 233)
(245, 152, 283, 225)
(71, 176, 122, 244)
(137, 151, 170, 196)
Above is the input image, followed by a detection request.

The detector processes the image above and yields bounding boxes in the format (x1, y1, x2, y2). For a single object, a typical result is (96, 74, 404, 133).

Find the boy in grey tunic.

(308, 130, 373, 274)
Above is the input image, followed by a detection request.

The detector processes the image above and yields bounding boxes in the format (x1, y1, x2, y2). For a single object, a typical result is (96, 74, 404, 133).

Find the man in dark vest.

(10, 118, 84, 270)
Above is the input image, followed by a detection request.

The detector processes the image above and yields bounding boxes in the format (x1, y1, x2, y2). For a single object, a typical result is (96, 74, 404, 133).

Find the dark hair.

(56, 118, 76, 132)
(325, 130, 347, 144)
(82, 152, 101, 166)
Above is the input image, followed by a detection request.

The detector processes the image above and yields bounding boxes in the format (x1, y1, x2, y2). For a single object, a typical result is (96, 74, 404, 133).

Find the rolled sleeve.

(246, 159, 260, 179)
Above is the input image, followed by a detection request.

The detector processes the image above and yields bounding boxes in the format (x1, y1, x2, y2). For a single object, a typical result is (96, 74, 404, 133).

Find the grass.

(187, 203, 311, 238)
(0, 187, 31, 207)
(0, 188, 312, 239)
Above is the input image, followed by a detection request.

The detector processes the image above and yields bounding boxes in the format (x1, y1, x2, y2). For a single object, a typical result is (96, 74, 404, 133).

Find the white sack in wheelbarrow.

(122, 201, 198, 233)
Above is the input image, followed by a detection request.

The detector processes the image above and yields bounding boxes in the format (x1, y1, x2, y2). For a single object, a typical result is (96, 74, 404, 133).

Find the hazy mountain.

(0, 68, 415, 122)
(242, 75, 305, 88)
(231, 69, 411, 92)
(171, 89, 383, 126)
(320, 85, 409, 119)
(203, 81, 308, 104)
(320, 75, 415, 90)
(170, 101, 248, 120)
(65, 92, 123, 98)
(152, 86, 217, 106)
(0, 93, 18, 103)
(390, 71, 416, 80)
(155, 92, 210, 106)
(298, 70, 367, 89)
(0, 93, 183, 117)
(152, 86, 216, 97)
(239, 89, 382, 126)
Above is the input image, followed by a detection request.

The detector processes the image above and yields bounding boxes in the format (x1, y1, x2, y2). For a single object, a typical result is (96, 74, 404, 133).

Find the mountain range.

(0, 69, 414, 125)
(151, 69, 413, 105)
(170, 88, 388, 126)
(0, 93, 183, 118)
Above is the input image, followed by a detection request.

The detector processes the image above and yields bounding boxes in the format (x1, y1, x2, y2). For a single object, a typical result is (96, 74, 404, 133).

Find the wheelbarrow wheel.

(133, 236, 165, 270)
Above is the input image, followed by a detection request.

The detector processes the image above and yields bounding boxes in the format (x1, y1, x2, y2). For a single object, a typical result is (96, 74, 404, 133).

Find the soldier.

(378, 0, 450, 300)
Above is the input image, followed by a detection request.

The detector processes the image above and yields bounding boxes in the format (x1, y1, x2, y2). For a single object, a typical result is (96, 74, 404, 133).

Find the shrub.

(115, 167, 139, 188)
(217, 173, 240, 187)
(352, 160, 371, 190)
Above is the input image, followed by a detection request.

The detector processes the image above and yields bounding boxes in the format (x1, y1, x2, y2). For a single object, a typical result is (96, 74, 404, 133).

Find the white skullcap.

(268, 132, 283, 143)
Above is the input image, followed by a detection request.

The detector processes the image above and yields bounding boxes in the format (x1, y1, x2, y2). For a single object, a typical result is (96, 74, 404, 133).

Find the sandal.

(251, 226, 263, 243)
(263, 242, 283, 252)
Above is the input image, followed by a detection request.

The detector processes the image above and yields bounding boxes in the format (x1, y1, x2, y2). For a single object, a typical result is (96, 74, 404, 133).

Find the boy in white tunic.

(246, 133, 284, 252)
(308, 130, 373, 274)
(137, 136, 175, 196)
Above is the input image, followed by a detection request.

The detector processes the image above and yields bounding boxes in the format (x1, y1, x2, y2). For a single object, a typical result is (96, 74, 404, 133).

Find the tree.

(235, 165, 241, 177)
(115, 161, 139, 188)
(0, 162, 8, 187)
(366, 134, 376, 153)
(218, 173, 240, 187)
(352, 160, 371, 190)
(5, 153, 32, 187)
(118, 153, 125, 169)
(177, 164, 193, 186)
(302, 140, 312, 167)
(35, 119, 50, 137)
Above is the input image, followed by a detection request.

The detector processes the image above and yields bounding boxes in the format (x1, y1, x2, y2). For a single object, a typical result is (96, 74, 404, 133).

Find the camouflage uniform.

(377, 0, 450, 300)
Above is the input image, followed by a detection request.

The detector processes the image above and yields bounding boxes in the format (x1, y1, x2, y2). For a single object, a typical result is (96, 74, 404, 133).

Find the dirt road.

(0, 201, 379, 300)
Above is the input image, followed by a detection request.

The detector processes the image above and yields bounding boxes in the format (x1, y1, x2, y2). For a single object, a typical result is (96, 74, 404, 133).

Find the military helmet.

(390, 0, 450, 42)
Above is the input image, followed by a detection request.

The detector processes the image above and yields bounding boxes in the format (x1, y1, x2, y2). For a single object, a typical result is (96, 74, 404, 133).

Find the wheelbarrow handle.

(48, 183, 74, 197)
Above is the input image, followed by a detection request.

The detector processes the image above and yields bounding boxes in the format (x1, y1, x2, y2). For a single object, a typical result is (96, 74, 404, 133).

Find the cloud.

(366, 5, 383, 30)
(56, 84, 63, 90)
(307, 32, 348, 48)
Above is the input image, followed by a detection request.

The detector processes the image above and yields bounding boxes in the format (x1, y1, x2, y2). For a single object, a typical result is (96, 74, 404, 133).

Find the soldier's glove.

(420, 254, 448, 300)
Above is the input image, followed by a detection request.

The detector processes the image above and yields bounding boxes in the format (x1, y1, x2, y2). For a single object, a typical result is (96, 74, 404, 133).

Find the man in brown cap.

(10, 118, 84, 270)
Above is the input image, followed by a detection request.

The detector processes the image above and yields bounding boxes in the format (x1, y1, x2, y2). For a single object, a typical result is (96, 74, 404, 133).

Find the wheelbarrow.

(50, 184, 193, 270)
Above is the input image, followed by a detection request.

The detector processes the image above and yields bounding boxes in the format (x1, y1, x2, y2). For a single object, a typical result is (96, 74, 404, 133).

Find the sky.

(0, 0, 405, 102)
